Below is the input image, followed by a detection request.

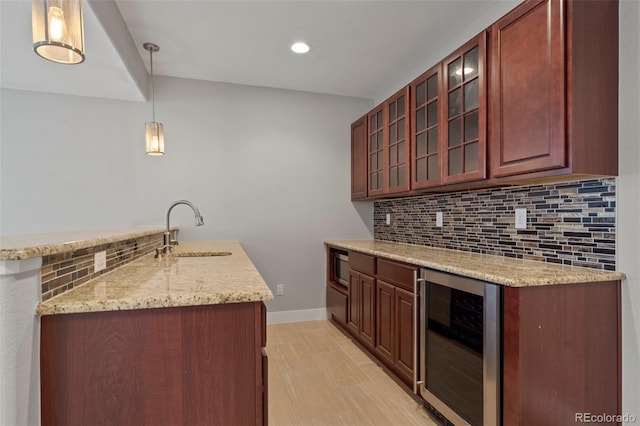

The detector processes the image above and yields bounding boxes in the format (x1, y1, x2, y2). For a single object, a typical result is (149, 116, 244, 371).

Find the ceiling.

(1, 0, 519, 103)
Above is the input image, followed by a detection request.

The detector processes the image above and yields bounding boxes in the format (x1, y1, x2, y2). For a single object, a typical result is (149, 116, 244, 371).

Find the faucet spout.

(163, 200, 205, 249)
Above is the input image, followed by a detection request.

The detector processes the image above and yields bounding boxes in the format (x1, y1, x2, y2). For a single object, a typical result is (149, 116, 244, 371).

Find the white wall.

(0, 79, 374, 314)
(618, 0, 640, 422)
(132, 76, 374, 312)
(0, 89, 140, 232)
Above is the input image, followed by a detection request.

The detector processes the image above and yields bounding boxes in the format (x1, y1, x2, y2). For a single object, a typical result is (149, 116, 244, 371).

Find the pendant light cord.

(149, 48, 156, 122)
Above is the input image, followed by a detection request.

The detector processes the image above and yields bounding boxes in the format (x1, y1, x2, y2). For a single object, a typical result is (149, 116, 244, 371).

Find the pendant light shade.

(144, 42, 164, 156)
(32, 0, 85, 64)
(145, 122, 165, 156)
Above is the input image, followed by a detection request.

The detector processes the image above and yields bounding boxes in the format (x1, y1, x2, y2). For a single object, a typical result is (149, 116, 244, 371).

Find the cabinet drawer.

(377, 258, 417, 292)
(327, 284, 348, 325)
(349, 251, 375, 275)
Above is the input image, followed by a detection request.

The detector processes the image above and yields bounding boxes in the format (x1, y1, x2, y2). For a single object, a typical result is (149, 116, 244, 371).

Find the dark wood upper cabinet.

(490, 0, 566, 177)
(489, 0, 618, 179)
(366, 87, 411, 197)
(410, 64, 444, 190)
(351, 115, 368, 200)
(350, 0, 618, 200)
(386, 87, 411, 194)
(442, 33, 488, 185)
(410, 33, 488, 190)
(367, 105, 386, 197)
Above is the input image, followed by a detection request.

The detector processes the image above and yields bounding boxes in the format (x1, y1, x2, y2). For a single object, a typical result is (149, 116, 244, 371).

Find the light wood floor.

(267, 320, 440, 426)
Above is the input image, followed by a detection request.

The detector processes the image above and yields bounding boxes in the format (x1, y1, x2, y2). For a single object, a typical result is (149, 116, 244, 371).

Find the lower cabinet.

(326, 283, 348, 325)
(375, 258, 418, 387)
(375, 280, 416, 386)
(375, 280, 395, 363)
(327, 248, 418, 390)
(394, 286, 415, 381)
(502, 282, 621, 425)
(348, 269, 376, 349)
(326, 246, 622, 424)
(40, 302, 268, 426)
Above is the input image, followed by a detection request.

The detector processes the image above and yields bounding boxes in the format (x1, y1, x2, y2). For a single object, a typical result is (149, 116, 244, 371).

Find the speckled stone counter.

(37, 241, 273, 315)
(325, 240, 626, 287)
(0, 226, 167, 260)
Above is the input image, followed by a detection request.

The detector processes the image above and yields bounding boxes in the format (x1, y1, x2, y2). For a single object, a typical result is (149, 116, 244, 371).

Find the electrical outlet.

(94, 251, 107, 272)
(436, 212, 443, 227)
(276, 284, 284, 296)
(515, 208, 527, 229)
(386, 213, 391, 225)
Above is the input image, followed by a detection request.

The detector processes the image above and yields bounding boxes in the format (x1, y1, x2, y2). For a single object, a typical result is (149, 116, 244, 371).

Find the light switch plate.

(386, 213, 391, 225)
(94, 251, 107, 272)
(276, 284, 284, 296)
(436, 212, 443, 227)
(515, 208, 527, 229)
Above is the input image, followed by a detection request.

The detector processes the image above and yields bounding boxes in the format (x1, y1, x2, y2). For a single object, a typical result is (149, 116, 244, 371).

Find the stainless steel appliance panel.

(418, 269, 500, 426)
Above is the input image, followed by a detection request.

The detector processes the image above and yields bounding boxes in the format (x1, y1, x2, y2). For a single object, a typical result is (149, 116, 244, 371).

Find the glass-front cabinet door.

(411, 64, 443, 190)
(386, 87, 411, 194)
(367, 106, 385, 197)
(442, 33, 487, 185)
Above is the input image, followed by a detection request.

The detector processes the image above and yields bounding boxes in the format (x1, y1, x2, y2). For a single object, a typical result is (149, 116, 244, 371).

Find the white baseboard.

(267, 308, 330, 324)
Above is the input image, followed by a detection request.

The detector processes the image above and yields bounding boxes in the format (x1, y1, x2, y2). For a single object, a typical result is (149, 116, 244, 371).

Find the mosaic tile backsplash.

(374, 179, 616, 270)
(41, 233, 165, 301)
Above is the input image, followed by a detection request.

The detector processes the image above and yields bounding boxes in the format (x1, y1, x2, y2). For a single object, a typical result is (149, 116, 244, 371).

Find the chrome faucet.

(158, 200, 204, 256)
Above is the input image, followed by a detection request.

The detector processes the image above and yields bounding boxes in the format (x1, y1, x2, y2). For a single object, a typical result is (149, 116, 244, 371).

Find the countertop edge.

(36, 241, 274, 316)
(325, 240, 626, 287)
(0, 227, 168, 260)
(36, 292, 275, 316)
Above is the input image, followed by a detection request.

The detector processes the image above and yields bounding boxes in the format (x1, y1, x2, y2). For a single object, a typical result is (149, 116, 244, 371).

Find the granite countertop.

(325, 240, 626, 287)
(0, 226, 168, 260)
(37, 241, 274, 315)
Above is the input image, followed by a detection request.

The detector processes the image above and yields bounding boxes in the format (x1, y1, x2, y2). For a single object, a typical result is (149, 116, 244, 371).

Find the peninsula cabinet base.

(40, 302, 267, 426)
(503, 281, 621, 426)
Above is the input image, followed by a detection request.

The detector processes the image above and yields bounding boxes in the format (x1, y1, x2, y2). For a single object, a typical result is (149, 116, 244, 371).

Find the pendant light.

(32, 0, 85, 64)
(144, 42, 165, 156)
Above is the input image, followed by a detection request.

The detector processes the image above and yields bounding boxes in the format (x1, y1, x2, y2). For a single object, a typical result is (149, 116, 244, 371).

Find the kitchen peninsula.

(1, 229, 272, 426)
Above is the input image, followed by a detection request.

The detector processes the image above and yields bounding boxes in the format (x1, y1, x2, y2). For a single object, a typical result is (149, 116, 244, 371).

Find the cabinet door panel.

(442, 33, 487, 185)
(376, 280, 395, 363)
(395, 287, 415, 381)
(490, 0, 566, 177)
(360, 274, 376, 348)
(347, 271, 361, 334)
(387, 87, 411, 194)
(411, 64, 443, 190)
(351, 116, 368, 200)
(367, 107, 386, 197)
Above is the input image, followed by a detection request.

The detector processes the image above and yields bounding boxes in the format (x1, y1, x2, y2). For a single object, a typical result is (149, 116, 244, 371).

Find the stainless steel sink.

(172, 251, 232, 257)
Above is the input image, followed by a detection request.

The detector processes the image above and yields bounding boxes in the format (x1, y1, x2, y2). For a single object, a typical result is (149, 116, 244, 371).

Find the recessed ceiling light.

(290, 42, 311, 54)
